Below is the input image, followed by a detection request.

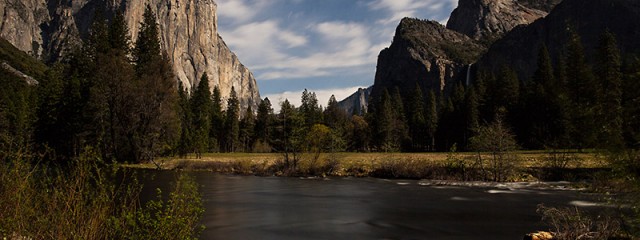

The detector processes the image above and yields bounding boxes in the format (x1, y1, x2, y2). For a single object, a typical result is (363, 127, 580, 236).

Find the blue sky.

(217, 0, 458, 108)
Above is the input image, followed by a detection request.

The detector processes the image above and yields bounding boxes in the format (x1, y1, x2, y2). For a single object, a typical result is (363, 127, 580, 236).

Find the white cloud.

(264, 86, 367, 112)
(216, 0, 459, 96)
(217, 0, 274, 23)
(222, 20, 378, 81)
(369, 0, 457, 25)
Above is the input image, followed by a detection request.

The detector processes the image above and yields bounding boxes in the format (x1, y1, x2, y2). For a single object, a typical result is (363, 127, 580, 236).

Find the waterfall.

(466, 64, 473, 86)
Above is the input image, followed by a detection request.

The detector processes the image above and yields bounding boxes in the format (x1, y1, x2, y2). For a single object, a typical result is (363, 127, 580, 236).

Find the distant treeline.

(1, 12, 640, 164)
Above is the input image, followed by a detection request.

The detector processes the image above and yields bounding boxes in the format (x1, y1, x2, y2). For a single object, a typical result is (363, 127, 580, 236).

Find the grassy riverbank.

(125, 151, 608, 182)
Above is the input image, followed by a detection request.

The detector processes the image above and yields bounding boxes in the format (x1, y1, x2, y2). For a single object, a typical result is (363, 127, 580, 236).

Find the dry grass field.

(124, 151, 608, 181)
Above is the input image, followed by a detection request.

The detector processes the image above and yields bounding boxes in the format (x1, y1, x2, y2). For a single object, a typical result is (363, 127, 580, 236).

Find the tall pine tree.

(566, 32, 598, 149)
(408, 84, 427, 151)
(595, 31, 624, 149)
(190, 73, 212, 158)
(224, 87, 240, 152)
(210, 86, 223, 152)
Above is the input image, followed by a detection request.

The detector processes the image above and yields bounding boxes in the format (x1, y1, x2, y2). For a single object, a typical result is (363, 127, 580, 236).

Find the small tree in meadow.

(469, 111, 519, 181)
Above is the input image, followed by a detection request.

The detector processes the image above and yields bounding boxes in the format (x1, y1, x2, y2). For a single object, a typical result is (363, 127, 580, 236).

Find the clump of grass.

(0, 148, 204, 240)
(537, 204, 623, 240)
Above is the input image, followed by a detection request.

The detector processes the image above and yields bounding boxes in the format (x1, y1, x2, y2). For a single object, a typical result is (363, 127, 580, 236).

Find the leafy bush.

(469, 115, 520, 181)
(0, 148, 204, 240)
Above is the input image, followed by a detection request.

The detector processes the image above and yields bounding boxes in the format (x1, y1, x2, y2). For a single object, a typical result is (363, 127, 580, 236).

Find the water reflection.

(141, 171, 592, 240)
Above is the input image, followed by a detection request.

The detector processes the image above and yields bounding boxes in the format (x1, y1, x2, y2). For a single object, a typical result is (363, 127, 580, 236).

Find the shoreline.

(122, 152, 609, 183)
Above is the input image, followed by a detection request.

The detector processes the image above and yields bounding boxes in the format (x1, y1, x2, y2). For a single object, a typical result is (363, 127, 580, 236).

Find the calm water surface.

(141, 171, 598, 240)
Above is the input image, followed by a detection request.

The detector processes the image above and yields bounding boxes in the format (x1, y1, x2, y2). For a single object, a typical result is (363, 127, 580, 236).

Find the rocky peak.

(446, 0, 548, 42)
(517, 0, 562, 12)
(338, 87, 371, 115)
(0, 0, 260, 111)
(371, 18, 485, 99)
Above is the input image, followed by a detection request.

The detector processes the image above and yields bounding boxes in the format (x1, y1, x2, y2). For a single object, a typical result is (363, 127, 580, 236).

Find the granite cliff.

(0, 0, 259, 110)
(370, 18, 485, 99)
(446, 0, 549, 42)
(337, 87, 371, 115)
(478, 0, 640, 81)
(366, 0, 558, 103)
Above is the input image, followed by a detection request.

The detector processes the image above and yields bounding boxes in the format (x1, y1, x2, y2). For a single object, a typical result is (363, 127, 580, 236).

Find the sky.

(216, 0, 458, 110)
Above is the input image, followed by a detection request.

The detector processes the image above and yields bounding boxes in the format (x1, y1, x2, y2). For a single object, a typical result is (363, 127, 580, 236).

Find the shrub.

(0, 148, 204, 240)
(469, 115, 520, 181)
(537, 204, 622, 240)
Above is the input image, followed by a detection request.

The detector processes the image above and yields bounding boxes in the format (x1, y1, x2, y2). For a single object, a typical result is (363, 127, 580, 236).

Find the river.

(141, 171, 599, 240)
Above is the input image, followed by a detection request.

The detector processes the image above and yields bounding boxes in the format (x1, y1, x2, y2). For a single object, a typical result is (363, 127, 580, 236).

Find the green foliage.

(566, 32, 598, 149)
(134, 5, 162, 75)
(425, 89, 438, 151)
(190, 73, 212, 158)
(177, 82, 193, 157)
(0, 38, 47, 80)
(300, 89, 323, 127)
(239, 106, 256, 152)
(408, 84, 427, 151)
(224, 87, 240, 152)
(622, 57, 640, 148)
(254, 97, 273, 152)
(273, 99, 305, 170)
(0, 149, 204, 239)
(0, 68, 36, 157)
(116, 174, 204, 240)
(469, 114, 519, 181)
(210, 86, 224, 152)
(369, 89, 395, 151)
(108, 12, 131, 55)
(349, 115, 370, 152)
(595, 31, 624, 150)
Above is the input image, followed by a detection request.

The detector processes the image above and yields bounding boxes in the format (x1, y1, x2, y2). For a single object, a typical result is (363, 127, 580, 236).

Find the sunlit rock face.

(0, 0, 259, 110)
(446, 0, 551, 42)
(371, 18, 485, 99)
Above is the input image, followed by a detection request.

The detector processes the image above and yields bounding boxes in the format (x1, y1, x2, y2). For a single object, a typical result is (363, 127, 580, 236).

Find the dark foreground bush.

(537, 204, 624, 240)
(0, 148, 204, 240)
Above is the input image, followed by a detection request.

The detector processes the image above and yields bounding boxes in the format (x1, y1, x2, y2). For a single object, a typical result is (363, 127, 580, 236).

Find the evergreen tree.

(86, 10, 110, 59)
(190, 73, 212, 158)
(408, 84, 427, 151)
(534, 44, 555, 89)
(349, 115, 370, 152)
(108, 12, 131, 55)
(495, 66, 520, 113)
(300, 89, 322, 127)
(210, 86, 223, 152)
(274, 99, 304, 168)
(566, 32, 598, 149)
(324, 95, 347, 130)
(0, 68, 36, 156)
(372, 89, 394, 151)
(239, 106, 256, 152)
(130, 5, 179, 162)
(425, 89, 438, 151)
(254, 97, 273, 147)
(34, 64, 64, 156)
(176, 81, 193, 157)
(595, 31, 624, 149)
(465, 87, 480, 137)
(133, 4, 161, 75)
(224, 87, 240, 152)
(622, 56, 640, 148)
(390, 87, 409, 150)
(521, 45, 558, 148)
